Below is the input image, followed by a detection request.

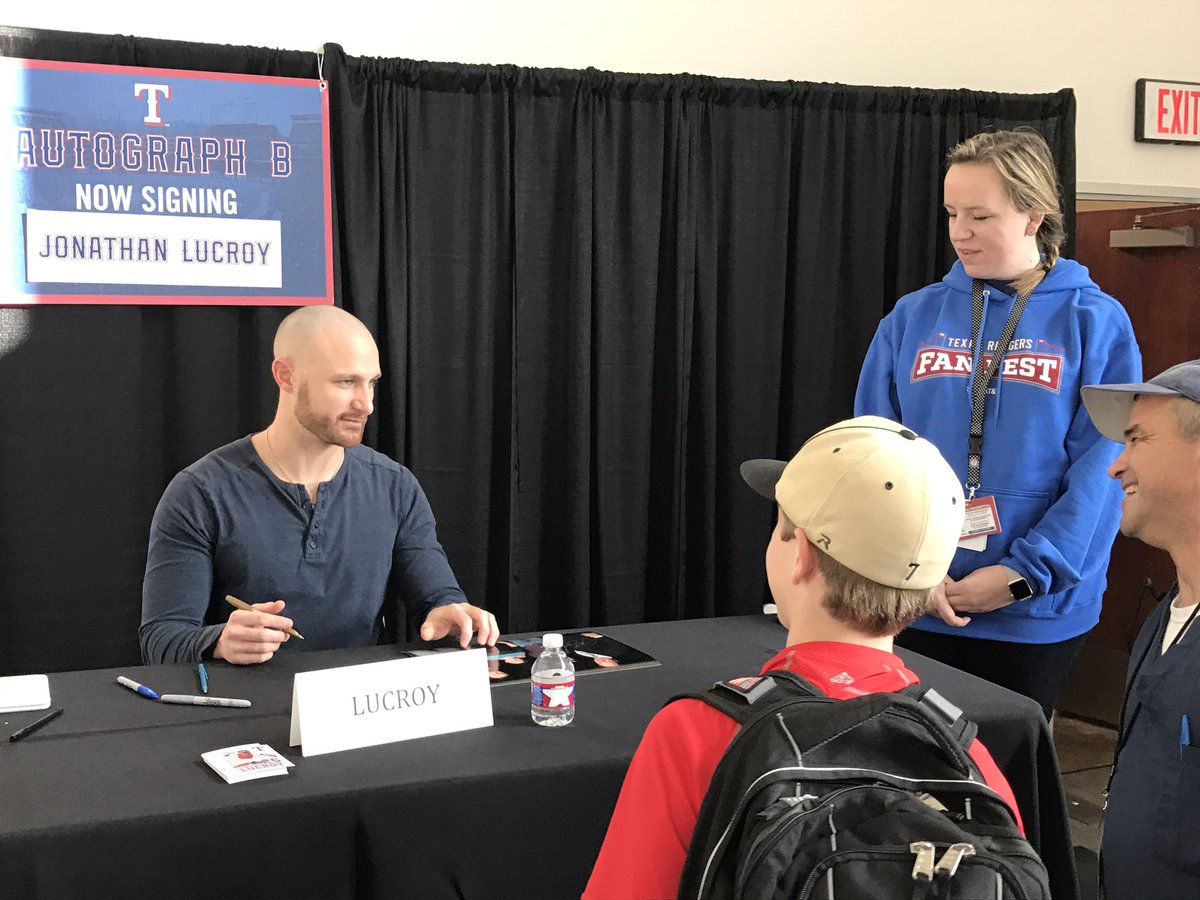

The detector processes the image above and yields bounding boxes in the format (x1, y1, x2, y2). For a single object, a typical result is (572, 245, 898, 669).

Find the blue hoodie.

(855, 259, 1141, 643)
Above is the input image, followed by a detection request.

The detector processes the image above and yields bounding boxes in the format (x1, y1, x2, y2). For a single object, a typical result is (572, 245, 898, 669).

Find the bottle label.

(531, 678, 575, 710)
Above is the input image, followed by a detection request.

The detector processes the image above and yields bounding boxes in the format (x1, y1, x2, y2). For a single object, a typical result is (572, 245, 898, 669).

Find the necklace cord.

(264, 429, 300, 484)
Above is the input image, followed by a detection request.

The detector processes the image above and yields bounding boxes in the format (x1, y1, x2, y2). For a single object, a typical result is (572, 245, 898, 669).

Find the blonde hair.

(947, 128, 1065, 297)
(778, 509, 935, 636)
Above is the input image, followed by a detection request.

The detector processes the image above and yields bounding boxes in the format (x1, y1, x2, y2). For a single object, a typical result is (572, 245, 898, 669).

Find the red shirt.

(583, 641, 1024, 900)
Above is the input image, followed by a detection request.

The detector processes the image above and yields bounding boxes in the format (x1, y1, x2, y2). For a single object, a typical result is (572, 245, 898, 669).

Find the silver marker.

(159, 694, 251, 708)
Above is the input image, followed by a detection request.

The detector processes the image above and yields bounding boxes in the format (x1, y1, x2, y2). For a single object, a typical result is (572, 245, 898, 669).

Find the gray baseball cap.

(1082, 359, 1200, 442)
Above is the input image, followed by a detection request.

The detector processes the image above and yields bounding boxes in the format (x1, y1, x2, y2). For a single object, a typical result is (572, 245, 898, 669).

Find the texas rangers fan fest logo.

(911, 333, 1064, 393)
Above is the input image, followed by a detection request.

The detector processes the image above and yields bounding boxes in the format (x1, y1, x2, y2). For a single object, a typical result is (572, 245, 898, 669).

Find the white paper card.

(289, 648, 493, 757)
(0, 674, 51, 713)
(202, 743, 294, 784)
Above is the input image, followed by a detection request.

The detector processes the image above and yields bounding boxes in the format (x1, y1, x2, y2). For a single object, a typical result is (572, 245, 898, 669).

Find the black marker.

(8, 707, 63, 743)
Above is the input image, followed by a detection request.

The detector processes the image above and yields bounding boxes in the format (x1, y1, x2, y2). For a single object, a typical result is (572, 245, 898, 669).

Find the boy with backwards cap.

(584, 416, 1024, 899)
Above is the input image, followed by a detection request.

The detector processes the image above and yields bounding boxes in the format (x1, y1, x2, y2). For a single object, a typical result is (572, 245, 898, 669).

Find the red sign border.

(7, 57, 335, 307)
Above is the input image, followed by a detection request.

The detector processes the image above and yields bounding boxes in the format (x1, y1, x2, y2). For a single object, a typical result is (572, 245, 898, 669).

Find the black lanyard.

(966, 280, 1030, 498)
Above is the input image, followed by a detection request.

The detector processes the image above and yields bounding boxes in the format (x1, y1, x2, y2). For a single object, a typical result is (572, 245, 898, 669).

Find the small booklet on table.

(202, 743, 295, 784)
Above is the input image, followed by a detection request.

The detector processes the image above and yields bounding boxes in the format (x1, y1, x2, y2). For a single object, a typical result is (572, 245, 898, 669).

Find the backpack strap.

(666, 669, 825, 726)
(670, 671, 979, 753)
(901, 684, 979, 752)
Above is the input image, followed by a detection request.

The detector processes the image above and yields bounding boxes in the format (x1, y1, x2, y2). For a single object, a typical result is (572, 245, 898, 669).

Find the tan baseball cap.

(740, 416, 965, 590)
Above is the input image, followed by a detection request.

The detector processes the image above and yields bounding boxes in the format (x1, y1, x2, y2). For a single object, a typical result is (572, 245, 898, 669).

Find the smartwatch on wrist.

(1008, 575, 1034, 601)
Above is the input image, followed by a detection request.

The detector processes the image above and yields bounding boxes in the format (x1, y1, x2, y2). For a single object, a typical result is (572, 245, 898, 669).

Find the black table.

(0, 615, 1076, 899)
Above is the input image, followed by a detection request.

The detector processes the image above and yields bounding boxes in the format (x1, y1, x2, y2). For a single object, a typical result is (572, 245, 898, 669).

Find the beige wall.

(8, 0, 1200, 198)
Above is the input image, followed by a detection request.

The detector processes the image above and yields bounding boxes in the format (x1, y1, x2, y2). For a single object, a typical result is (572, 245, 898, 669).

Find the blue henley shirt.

(140, 436, 467, 664)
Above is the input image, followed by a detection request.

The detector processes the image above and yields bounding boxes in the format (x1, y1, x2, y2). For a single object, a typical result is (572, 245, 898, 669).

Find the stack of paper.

(201, 743, 294, 784)
(0, 675, 51, 714)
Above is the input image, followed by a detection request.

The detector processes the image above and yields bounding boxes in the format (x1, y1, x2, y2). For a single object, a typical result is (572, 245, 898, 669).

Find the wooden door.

(1076, 205, 1200, 653)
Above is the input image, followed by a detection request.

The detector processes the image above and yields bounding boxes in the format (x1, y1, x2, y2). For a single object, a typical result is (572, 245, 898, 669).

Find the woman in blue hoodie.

(854, 129, 1141, 719)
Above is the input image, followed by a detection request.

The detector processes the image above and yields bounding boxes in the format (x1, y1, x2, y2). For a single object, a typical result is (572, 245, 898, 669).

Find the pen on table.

(159, 694, 251, 708)
(224, 594, 305, 640)
(8, 708, 63, 743)
(1182, 714, 1192, 760)
(198, 662, 209, 694)
(116, 675, 159, 700)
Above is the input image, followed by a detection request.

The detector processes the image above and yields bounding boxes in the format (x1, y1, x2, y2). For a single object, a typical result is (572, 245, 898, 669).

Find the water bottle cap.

(542, 633, 563, 649)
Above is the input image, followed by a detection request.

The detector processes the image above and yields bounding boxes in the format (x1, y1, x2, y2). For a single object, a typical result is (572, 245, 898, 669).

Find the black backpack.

(674, 670, 1051, 900)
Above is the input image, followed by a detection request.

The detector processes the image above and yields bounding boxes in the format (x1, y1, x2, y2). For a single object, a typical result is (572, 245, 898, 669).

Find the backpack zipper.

(793, 846, 1035, 900)
(910, 840, 936, 882)
(934, 842, 975, 878)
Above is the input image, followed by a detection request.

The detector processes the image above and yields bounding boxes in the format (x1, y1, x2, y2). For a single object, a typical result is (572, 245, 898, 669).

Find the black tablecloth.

(0, 615, 1077, 899)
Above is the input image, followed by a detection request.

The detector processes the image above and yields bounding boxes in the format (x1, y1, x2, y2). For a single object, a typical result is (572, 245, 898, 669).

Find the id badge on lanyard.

(960, 280, 1029, 552)
(959, 495, 1001, 551)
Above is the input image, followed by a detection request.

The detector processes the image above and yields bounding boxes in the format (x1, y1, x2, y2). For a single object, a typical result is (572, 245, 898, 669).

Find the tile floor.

(1054, 714, 1117, 900)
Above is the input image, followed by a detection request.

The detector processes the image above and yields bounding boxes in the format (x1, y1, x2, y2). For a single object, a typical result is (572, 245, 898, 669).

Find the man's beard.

(295, 383, 365, 449)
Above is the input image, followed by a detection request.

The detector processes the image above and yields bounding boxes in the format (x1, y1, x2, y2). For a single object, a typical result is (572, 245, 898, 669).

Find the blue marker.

(198, 663, 209, 694)
(116, 675, 159, 700)
(1182, 714, 1192, 760)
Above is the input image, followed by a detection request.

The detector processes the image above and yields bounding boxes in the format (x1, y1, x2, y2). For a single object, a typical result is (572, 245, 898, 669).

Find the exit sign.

(1136, 79, 1200, 144)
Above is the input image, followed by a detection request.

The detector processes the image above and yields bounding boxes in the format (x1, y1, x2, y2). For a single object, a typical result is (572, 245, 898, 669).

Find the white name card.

(289, 648, 493, 757)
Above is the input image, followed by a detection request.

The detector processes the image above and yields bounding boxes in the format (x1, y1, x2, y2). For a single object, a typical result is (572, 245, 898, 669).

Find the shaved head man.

(270, 306, 380, 450)
(141, 306, 497, 665)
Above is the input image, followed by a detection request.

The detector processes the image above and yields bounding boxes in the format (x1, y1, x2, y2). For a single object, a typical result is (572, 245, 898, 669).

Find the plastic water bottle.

(531, 633, 575, 726)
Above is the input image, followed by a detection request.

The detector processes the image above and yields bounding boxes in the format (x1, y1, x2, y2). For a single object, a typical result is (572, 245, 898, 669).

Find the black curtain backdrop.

(0, 28, 1076, 675)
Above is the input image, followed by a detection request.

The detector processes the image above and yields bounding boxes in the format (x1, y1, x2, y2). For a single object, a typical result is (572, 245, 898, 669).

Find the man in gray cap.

(1081, 360, 1200, 899)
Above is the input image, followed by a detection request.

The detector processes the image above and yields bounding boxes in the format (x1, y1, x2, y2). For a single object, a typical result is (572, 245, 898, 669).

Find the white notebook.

(0, 674, 52, 713)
